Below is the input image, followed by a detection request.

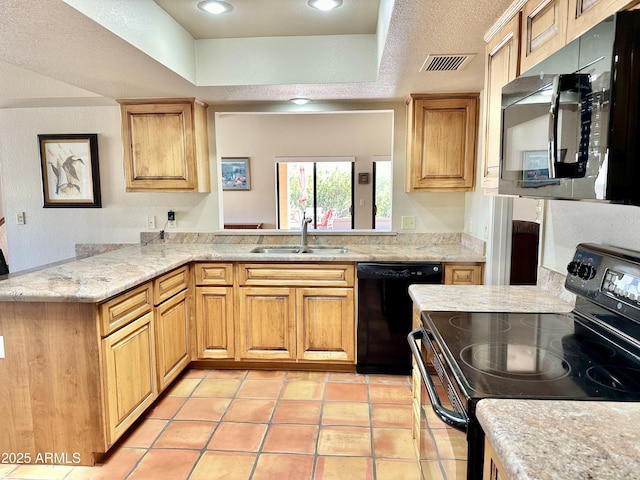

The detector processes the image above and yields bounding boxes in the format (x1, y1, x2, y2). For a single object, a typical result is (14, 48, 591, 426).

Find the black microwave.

(498, 11, 640, 206)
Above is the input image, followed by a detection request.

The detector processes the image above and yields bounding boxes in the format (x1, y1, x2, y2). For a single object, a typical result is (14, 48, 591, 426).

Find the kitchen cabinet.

(567, 0, 638, 42)
(482, 13, 521, 191)
(520, 0, 569, 73)
(483, 438, 507, 480)
(118, 98, 211, 192)
(102, 311, 156, 445)
(405, 93, 479, 192)
(194, 263, 235, 359)
(237, 263, 356, 363)
(153, 266, 190, 391)
(238, 286, 297, 360)
(443, 263, 484, 285)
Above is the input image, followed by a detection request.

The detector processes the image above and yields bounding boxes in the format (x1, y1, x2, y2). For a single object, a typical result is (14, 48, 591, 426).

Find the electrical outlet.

(16, 212, 25, 225)
(167, 210, 176, 228)
(146, 215, 156, 229)
(401, 215, 416, 230)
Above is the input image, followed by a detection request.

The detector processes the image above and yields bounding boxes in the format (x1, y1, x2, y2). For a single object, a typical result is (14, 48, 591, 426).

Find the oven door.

(408, 327, 470, 478)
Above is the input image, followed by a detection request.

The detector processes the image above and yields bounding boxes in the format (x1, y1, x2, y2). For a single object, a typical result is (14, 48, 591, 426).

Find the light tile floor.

(0, 369, 465, 480)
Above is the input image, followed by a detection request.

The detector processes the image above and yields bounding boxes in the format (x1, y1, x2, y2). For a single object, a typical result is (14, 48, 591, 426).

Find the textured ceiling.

(0, 0, 514, 107)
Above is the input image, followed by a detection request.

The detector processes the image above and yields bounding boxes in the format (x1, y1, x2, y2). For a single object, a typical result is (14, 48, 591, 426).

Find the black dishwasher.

(356, 262, 442, 375)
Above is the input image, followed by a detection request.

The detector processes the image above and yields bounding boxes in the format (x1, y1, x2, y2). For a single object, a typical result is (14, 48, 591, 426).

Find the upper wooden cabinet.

(520, 0, 569, 73)
(118, 98, 211, 192)
(482, 13, 521, 191)
(567, 0, 639, 40)
(406, 93, 479, 192)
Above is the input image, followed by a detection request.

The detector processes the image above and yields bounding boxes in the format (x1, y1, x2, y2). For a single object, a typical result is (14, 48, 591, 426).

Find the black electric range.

(409, 243, 640, 479)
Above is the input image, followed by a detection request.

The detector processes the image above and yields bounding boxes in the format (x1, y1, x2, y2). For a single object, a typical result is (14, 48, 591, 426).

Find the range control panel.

(566, 243, 640, 321)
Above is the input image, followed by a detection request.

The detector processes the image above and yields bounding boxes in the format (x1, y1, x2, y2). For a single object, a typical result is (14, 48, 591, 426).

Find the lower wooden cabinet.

(237, 287, 297, 360)
(483, 438, 507, 480)
(444, 263, 484, 285)
(195, 286, 235, 359)
(102, 312, 157, 445)
(297, 287, 354, 362)
(155, 289, 190, 391)
(236, 263, 356, 364)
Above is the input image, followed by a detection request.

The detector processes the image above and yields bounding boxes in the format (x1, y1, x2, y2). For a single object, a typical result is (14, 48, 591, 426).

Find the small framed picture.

(358, 172, 370, 184)
(38, 134, 101, 208)
(221, 157, 251, 190)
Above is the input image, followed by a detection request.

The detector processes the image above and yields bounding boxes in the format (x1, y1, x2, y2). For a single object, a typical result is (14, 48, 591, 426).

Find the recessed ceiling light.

(197, 0, 233, 15)
(290, 98, 312, 105)
(308, 0, 343, 11)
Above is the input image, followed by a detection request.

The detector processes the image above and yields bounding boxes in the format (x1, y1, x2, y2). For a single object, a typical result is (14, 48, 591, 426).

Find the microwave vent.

(420, 54, 475, 72)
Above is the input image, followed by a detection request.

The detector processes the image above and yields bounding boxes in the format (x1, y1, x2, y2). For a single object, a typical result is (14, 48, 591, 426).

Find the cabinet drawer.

(194, 263, 234, 286)
(154, 265, 189, 305)
(443, 263, 484, 285)
(238, 263, 355, 287)
(99, 283, 153, 337)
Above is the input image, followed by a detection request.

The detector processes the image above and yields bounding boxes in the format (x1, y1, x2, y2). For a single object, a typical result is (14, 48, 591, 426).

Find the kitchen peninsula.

(0, 236, 483, 465)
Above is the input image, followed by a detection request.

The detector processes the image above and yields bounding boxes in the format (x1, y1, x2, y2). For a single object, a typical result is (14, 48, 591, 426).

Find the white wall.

(0, 106, 220, 272)
(542, 200, 640, 272)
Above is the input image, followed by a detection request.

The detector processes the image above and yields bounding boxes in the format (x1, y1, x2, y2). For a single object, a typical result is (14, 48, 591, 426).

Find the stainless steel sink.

(302, 246, 349, 254)
(250, 245, 348, 254)
(250, 246, 303, 254)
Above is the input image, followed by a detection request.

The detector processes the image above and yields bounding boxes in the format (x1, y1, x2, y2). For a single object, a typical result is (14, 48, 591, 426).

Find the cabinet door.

(296, 287, 355, 362)
(406, 94, 479, 192)
(102, 312, 156, 445)
(483, 14, 521, 191)
(119, 99, 210, 193)
(567, 0, 636, 40)
(155, 290, 190, 391)
(521, 0, 569, 72)
(237, 287, 296, 360)
(483, 439, 508, 480)
(195, 286, 235, 359)
(444, 263, 484, 285)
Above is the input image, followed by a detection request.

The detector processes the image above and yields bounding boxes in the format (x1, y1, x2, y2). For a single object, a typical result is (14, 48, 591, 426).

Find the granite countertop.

(409, 284, 576, 313)
(0, 242, 483, 303)
(477, 399, 640, 480)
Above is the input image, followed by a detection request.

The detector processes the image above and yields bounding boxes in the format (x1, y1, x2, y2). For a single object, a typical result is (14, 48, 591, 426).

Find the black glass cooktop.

(423, 310, 640, 401)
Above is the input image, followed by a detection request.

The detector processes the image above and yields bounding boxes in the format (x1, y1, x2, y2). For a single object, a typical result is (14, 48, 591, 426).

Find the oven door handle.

(407, 327, 469, 433)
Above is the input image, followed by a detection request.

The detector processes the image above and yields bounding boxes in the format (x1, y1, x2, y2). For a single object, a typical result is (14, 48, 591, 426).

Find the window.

(277, 160, 353, 230)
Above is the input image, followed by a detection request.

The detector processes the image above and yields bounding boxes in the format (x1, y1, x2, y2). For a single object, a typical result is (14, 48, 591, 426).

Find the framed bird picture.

(38, 134, 102, 208)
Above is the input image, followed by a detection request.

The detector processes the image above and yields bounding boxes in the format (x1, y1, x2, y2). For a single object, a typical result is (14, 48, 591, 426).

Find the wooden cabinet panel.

(155, 290, 190, 390)
(483, 13, 521, 190)
(154, 265, 189, 305)
(118, 98, 210, 192)
(296, 287, 355, 362)
(99, 283, 153, 337)
(444, 263, 484, 285)
(237, 287, 296, 360)
(195, 263, 234, 286)
(195, 286, 235, 359)
(521, 0, 569, 72)
(567, 0, 637, 40)
(483, 438, 508, 480)
(406, 94, 479, 191)
(102, 312, 156, 445)
(238, 263, 355, 287)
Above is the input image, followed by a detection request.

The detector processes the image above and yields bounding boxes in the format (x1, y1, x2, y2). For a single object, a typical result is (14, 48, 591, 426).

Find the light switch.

(16, 212, 25, 225)
(0, 336, 5, 359)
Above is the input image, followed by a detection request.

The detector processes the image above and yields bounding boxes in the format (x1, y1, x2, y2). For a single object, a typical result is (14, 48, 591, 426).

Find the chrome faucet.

(301, 212, 313, 246)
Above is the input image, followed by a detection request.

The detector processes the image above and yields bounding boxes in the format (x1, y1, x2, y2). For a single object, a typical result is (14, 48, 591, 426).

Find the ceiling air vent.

(420, 54, 475, 72)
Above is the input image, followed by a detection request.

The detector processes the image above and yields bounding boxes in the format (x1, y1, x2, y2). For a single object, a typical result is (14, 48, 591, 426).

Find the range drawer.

(238, 263, 355, 287)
